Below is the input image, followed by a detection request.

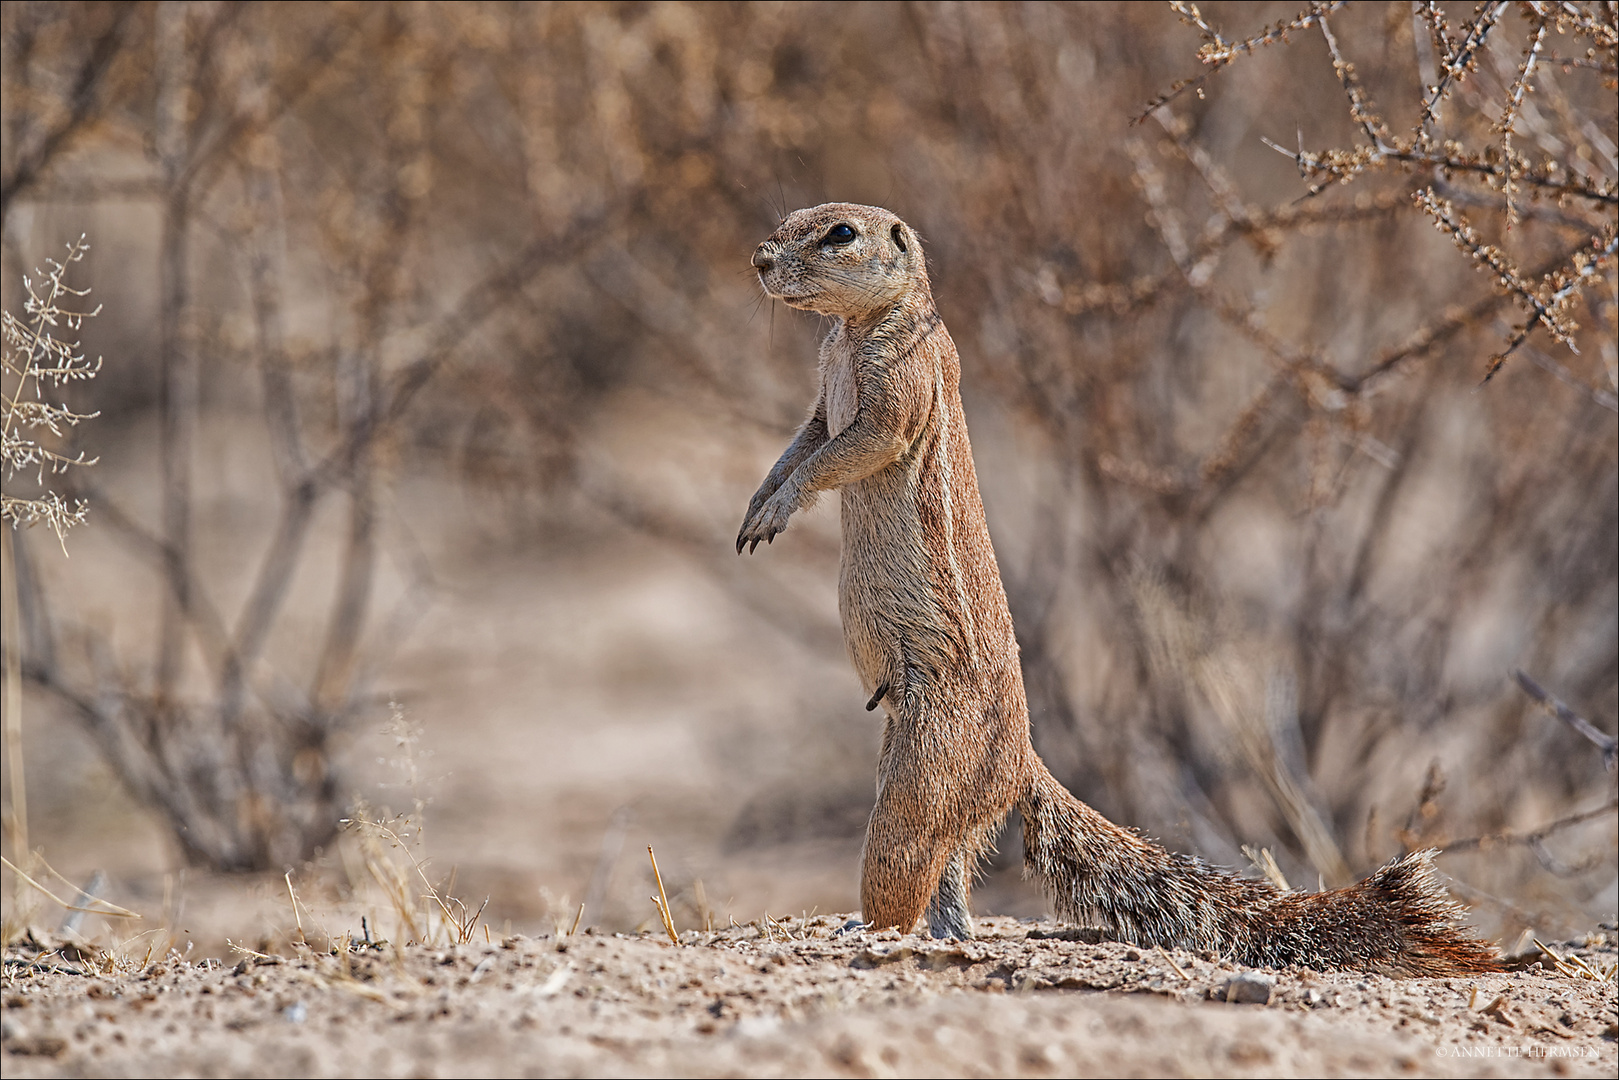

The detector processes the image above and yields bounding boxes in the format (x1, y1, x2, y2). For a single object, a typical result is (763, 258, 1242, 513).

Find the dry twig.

(1514, 670, 1619, 771)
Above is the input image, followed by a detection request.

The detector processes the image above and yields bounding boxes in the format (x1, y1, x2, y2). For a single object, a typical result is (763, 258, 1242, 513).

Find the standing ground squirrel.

(737, 203, 1499, 976)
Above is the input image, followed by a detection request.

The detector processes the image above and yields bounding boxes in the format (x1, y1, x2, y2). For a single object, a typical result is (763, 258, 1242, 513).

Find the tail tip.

(1366, 849, 1502, 976)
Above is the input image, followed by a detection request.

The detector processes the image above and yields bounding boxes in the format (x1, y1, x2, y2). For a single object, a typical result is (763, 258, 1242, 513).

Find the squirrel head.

(752, 203, 929, 318)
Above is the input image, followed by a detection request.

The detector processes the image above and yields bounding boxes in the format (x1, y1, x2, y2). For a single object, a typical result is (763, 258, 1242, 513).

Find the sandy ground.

(3, 918, 1614, 1078)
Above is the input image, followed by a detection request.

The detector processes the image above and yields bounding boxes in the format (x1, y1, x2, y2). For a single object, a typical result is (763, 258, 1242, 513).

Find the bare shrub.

(5, 4, 576, 871)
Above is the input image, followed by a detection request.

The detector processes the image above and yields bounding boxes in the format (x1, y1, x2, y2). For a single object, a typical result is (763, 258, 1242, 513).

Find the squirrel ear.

(890, 224, 908, 253)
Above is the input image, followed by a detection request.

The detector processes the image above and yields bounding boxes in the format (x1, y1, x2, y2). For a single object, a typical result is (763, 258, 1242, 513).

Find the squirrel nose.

(752, 246, 774, 272)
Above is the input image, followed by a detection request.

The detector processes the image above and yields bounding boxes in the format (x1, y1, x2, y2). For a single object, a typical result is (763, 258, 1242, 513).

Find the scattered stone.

(1221, 971, 1275, 1005)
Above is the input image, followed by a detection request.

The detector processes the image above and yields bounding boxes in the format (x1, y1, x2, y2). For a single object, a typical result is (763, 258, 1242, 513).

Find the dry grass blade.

(354, 828, 423, 944)
(1565, 952, 1604, 981)
(0, 855, 139, 919)
(344, 815, 484, 945)
(1533, 938, 1586, 978)
(284, 871, 306, 945)
(33, 853, 139, 919)
(1156, 945, 1191, 980)
(1240, 846, 1294, 893)
(648, 847, 678, 945)
(225, 939, 272, 960)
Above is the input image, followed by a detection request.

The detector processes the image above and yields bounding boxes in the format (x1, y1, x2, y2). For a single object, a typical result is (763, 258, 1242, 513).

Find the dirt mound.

(3, 917, 1614, 1078)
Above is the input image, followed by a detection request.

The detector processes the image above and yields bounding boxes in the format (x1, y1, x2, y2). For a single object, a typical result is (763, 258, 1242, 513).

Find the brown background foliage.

(2, 1, 1614, 949)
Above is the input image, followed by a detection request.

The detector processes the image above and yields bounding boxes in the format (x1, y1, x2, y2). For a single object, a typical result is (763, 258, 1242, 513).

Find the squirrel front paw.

(736, 486, 799, 554)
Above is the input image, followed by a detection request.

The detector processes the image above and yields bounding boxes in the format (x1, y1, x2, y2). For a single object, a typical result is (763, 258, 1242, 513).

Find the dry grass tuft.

(0, 234, 101, 545)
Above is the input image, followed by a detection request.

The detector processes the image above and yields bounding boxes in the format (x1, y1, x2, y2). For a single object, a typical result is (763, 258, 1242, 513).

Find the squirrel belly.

(737, 202, 1500, 974)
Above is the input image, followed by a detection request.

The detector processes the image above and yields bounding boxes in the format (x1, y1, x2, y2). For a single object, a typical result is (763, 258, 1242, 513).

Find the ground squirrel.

(736, 203, 1499, 976)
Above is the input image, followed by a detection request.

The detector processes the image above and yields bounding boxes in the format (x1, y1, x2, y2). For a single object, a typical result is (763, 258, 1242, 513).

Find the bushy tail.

(1019, 764, 1499, 976)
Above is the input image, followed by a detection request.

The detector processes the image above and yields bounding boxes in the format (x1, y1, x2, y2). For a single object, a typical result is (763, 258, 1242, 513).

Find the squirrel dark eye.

(823, 223, 856, 245)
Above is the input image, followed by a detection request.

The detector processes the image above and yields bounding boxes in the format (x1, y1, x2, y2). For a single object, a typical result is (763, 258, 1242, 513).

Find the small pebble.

(1222, 971, 1275, 1005)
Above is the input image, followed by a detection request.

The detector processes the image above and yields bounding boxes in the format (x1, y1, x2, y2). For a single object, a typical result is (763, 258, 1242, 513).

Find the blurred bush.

(1, 1, 1613, 932)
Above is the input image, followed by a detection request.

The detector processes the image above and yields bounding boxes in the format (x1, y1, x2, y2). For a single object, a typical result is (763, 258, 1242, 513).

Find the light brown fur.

(738, 203, 1498, 975)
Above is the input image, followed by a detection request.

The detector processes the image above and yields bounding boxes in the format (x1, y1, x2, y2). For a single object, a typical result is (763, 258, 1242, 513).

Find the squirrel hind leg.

(860, 779, 961, 934)
(925, 852, 974, 940)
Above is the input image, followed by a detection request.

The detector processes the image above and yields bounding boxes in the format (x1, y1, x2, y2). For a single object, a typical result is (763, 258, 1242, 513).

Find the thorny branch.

(1153, 0, 1618, 381)
(1441, 799, 1618, 875)
(1418, 1, 1511, 139)
(1138, 2, 1348, 120)
(1415, 189, 1617, 379)
(1514, 670, 1618, 772)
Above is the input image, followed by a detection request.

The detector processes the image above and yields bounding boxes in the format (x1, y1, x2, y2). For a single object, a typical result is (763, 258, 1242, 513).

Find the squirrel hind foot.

(925, 855, 975, 941)
(926, 905, 973, 941)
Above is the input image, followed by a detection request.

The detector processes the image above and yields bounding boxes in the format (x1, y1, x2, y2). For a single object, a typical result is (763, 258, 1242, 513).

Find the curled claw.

(736, 517, 771, 554)
(736, 487, 796, 554)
